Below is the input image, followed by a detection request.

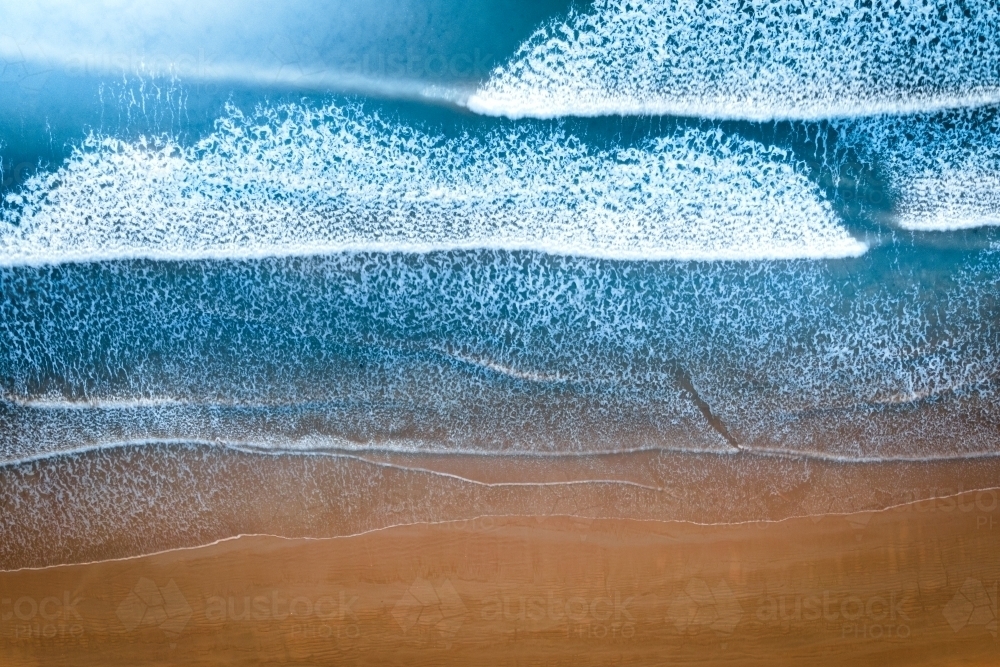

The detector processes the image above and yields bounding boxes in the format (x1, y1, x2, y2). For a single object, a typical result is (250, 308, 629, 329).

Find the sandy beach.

(2, 488, 998, 666)
(5, 445, 1000, 568)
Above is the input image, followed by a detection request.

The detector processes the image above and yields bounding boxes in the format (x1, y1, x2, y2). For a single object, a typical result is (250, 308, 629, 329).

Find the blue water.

(1, 0, 999, 471)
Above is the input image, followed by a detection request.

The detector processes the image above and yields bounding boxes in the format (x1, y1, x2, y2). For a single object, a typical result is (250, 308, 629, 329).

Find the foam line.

(5, 436, 1000, 474)
(468, 0, 1000, 121)
(0, 102, 865, 264)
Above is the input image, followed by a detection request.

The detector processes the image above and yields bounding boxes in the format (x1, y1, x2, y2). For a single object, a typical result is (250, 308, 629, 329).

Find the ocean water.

(2, 0, 1000, 558)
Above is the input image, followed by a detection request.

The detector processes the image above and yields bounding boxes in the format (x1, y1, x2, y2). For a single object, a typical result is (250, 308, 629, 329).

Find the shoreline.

(4, 443, 1000, 570)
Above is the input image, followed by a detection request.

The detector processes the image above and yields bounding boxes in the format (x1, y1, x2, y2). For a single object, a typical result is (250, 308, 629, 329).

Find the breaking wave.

(0, 102, 865, 265)
(847, 107, 1000, 231)
(467, 0, 1000, 121)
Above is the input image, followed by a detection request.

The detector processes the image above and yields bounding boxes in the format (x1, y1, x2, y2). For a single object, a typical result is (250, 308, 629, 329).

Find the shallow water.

(0, 244, 997, 465)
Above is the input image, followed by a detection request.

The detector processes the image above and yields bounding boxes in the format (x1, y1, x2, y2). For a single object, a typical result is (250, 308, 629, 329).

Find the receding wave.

(5, 442, 1000, 569)
(0, 102, 865, 265)
(467, 0, 1000, 121)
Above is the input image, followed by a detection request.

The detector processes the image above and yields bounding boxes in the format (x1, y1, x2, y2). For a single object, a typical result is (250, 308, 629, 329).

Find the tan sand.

(2, 487, 999, 666)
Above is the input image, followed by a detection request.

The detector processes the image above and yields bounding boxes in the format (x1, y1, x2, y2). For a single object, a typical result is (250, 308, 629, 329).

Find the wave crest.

(467, 0, 1000, 120)
(0, 102, 864, 264)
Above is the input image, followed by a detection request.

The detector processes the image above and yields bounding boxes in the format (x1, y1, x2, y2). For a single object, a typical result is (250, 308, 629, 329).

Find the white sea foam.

(849, 108, 1000, 231)
(2, 248, 998, 463)
(895, 172, 1000, 232)
(0, 102, 865, 265)
(467, 0, 1000, 121)
(12, 397, 187, 410)
(438, 349, 569, 383)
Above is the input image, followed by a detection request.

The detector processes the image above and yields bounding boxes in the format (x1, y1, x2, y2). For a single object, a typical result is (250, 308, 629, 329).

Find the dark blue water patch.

(0, 73, 249, 196)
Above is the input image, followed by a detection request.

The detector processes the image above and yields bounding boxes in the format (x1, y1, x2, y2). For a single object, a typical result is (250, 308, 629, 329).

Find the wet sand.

(1, 445, 999, 664)
(4, 444, 1000, 568)
(2, 489, 998, 666)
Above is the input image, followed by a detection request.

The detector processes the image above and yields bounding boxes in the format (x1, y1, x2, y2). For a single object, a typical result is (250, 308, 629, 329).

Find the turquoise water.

(1, 0, 999, 468)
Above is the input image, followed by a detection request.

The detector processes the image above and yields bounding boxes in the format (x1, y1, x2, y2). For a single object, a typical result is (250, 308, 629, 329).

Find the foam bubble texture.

(2, 246, 999, 463)
(847, 107, 1000, 231)
(0, 102, 864, 264)
(468, 0, 1000, 120)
